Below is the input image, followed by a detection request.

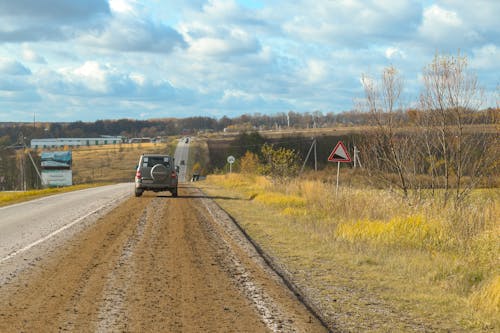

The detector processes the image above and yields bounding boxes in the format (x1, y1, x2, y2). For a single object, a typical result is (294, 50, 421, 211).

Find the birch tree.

(361, 66, 414, 198)
(419, 52, 496, 205)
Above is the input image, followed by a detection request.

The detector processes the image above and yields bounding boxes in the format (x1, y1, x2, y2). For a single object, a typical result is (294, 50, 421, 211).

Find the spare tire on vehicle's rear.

(151, 164, 168, 182)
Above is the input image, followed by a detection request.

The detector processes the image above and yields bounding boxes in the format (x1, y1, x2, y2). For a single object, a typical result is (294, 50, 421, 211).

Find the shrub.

(260, 144, 299, 181)
(240, 151, 261, 175)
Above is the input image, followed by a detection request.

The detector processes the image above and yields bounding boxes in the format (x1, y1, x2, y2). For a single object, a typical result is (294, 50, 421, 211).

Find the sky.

(0, 0, 498, 122)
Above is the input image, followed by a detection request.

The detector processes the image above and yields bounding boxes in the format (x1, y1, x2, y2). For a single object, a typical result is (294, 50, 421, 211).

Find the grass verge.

(0, 183, 110, 207)
(198, 173, 499, 332)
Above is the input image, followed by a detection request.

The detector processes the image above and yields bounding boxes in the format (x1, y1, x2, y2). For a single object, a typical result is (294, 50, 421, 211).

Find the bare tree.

(361, 66, 413, 198)
(419, 52, 496, 205)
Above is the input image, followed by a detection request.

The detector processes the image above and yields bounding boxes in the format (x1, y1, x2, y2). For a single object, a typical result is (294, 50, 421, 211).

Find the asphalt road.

(0, 183, 132, 263)
(174, 137, 190, 182)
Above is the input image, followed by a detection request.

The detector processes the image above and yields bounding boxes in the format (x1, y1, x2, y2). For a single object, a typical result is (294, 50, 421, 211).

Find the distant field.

(72, 142, 172, 184)
(206, 123, 498, 140)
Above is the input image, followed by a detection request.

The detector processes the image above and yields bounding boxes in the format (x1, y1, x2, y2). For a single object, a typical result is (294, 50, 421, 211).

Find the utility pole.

(18, 132, 44, 189)
(18, 132, 26, 190)
(300, 137, 317, 173)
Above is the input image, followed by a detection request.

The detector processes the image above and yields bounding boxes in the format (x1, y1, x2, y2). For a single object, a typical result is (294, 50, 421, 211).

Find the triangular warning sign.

(328, 141, 352, 163)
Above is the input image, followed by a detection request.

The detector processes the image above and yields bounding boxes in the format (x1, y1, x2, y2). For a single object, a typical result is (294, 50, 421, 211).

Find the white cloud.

(0, 0, 110, 21)
(425, 4, 461, 27)
(385, 47, 406, 60)
(36, 62, 119, 96)
(418, 2, 500, 50)
(22, 47, 47, 63)
(222, 89, 255, 102)
(109, 0, 136, 15)
(0, 58, 31, 75)
(0, 0, 110, 42)
(178, 4, 263, 59)
(282, 0, 422, 46)
(79, 14, 186, 53)
(470, 44, 499, 70)
(186, 28, 260, 57)
(302, 59, 328, 84)
(438, 0, 500, 34)
(203, 0, 239, 19)
(130, 73, 146, 86)
(72, 61, 109, 92)
(419, 4, 463, 44)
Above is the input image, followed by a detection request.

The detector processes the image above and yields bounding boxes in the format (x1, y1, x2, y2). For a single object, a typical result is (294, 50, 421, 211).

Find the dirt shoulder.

(0, 186, 327, 332)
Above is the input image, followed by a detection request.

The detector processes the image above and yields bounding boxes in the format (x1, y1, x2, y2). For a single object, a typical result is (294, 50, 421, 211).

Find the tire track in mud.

(0, 189, 328, 332)
(197, 197, 297, 332)
(95, 198, 159, 332)
(0, 196, 150, 332)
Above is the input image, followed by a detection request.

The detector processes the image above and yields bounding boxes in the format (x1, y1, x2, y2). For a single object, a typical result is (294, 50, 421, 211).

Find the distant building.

(128, 137, 152, 143)
(31, 137, 123, 149)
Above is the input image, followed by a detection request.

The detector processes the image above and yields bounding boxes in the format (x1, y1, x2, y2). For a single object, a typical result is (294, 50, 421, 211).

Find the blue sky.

(0, 0, 498, 122)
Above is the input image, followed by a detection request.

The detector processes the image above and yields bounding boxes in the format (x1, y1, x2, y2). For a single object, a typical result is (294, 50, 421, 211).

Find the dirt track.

(0, 187, 327, 332)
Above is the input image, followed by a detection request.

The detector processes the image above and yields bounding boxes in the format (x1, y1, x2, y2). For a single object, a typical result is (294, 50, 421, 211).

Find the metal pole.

(336, 162, 340, 196)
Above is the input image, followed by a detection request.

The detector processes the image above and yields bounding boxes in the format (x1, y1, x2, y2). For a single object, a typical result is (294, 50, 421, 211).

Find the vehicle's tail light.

(136, 170, 142, 179)
(171, 171, 177, 179)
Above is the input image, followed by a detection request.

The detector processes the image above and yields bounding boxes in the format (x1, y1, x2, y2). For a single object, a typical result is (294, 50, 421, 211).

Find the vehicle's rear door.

(140, 156, 171, 185)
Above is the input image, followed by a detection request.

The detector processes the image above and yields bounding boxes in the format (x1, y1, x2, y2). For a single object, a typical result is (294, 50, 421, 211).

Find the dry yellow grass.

(0, 184, 107, 207)
(470, 275, 500, 321)
(199, 173, 500, 331)
(71, 142, 172, 183)
(336, 215, 451, 249)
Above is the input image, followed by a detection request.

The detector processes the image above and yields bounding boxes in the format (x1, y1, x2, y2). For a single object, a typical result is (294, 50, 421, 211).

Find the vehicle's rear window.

(142, 156, 170, 168)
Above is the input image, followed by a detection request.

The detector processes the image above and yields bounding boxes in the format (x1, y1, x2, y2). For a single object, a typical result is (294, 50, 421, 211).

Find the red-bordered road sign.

(328, 141, 352, 163)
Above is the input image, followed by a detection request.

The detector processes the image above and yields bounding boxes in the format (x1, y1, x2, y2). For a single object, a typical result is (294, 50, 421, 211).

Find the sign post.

(327, 141, 351, 195)
(227, 155, 235, 173)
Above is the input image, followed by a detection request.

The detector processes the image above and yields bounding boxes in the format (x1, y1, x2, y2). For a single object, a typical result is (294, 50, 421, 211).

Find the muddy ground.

(0, 186, 328, 332)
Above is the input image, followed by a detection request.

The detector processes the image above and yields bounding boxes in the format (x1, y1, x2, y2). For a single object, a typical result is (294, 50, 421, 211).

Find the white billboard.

(41, 169, 73, 187)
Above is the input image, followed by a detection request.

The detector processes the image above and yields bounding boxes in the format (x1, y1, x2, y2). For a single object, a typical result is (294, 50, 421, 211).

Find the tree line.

(0, 108, 496, 149)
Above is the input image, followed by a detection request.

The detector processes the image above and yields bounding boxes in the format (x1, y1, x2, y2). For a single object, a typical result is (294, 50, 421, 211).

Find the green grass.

(197, 173, 499, 331)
